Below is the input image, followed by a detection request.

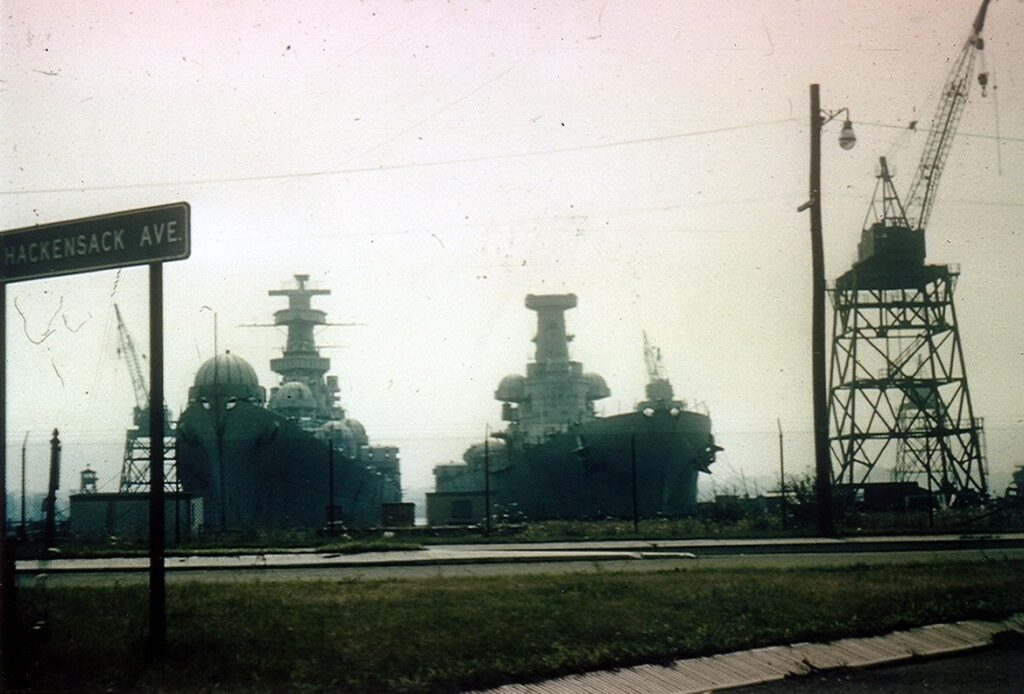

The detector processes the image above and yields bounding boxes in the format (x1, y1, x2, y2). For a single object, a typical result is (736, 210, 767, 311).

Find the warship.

(176, 275, 401, 530)
(427, 294, 720, 524)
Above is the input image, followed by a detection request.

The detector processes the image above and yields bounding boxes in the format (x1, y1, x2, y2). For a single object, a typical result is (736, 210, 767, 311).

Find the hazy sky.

(2, 0, 1022, 502)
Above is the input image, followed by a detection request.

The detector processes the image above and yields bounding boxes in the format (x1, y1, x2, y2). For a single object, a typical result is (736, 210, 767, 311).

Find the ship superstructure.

(495, 294, 610, 441)
(428, 293, 719, 524)
(265, 274, 343, 422)
(176, 274, 401, 530)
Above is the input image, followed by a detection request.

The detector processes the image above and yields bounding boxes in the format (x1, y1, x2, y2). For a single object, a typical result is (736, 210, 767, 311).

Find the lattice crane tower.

(115, 304, 178, 493)
(827, 0, 992, 506)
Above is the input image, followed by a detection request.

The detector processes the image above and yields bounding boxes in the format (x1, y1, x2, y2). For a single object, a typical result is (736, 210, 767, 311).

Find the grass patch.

(13, 558, 1024, 692)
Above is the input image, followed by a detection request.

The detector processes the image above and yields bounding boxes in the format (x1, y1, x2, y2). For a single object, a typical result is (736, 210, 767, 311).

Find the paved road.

(15, 534, 1024, 587)
(725, 641, 1024, 693)
(17, 547, 1024, 587)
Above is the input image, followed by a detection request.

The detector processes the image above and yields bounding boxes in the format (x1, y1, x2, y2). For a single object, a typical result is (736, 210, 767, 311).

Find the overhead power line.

(2, 117, 1014, 198)
(0, 118, 797, 197)
(854, 119, 1024, 143)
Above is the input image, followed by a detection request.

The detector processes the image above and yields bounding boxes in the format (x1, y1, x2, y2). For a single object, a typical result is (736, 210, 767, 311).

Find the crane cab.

(856, 222, 925, 269)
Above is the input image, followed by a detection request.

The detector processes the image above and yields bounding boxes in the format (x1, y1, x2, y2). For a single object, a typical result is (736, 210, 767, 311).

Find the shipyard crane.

(828, 1, 994, 506)
(113, 304, 176, 492)
(642, 330, 666, 382)
(641, 330, 686, 410)
(903, 0, 990, 233)
(114, 304, 151, 429)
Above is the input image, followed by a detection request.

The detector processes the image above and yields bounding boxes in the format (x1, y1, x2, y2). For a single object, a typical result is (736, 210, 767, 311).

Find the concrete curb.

(473, 613, 1024, 694)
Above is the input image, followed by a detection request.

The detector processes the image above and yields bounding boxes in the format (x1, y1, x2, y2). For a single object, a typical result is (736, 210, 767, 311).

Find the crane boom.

(903, 0, 990, 232)
(114, 304, 149, 422)
(642, 330, 666, 382)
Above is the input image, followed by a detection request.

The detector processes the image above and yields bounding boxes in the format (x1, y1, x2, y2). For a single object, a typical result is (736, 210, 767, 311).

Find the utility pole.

(631, 433, 639, 533)
(803, 83, 854, 537)
(777, 418, 786, 530)
(327, 443, 336, 533)
(20, 433, 27, 536)
(483, 427, 491, 536)
(809, 84, 833, 537)
(217, 424, 226, 532)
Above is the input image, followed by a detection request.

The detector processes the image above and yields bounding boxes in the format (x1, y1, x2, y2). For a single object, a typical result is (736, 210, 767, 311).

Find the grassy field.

(11, 558, 1024, 692)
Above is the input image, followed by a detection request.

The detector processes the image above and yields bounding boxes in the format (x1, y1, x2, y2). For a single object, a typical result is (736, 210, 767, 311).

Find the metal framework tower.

(119, 435, 178, 493)
(114, 304, 179, 493)
(827, 160, 987, 505)
(827, 2, 992, 508)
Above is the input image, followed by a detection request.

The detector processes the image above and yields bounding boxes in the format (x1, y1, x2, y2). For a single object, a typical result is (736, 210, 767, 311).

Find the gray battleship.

(176, 275, 401, 530)
(427, 294, 719, 524)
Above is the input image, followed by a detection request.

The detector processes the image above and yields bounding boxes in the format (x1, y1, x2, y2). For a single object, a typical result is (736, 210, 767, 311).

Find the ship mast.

(527, 293, 575, 364)
(240, 274, 366, 421)
(495, 294, 610, 440)
(267, 274, 333, 385)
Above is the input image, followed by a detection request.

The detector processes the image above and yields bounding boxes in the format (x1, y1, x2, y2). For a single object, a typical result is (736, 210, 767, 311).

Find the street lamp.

(838, 120, 857, 150)
(799, 84, 856, 538)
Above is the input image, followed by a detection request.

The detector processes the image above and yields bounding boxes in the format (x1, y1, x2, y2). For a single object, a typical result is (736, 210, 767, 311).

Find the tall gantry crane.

(904, 0, 990, 234)
(114, 304, 178, 493)
(827, 0, 992, 507)
(115, 304, 151, 430)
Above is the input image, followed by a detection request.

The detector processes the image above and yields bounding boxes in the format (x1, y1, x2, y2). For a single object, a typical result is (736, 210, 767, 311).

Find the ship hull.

(432, 408, 714, 522)
(177, 402, 389, 530)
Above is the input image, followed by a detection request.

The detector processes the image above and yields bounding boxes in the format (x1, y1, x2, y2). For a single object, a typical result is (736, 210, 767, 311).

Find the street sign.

(0, 202, 190, 664)
(0, 202, 190, 284)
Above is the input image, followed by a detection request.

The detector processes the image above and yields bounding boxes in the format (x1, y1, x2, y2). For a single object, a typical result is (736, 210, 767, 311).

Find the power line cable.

(854, 119, 1023, 143)
(0, 118, 798, 197)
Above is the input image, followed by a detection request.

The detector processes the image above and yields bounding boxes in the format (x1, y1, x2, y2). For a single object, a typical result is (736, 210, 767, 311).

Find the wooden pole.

(631, 433, 639, 533)
(483, 427, 491, 536)
(778, 418, 787, 530)
(327, 443, 335, 532)
(809, 84, 835, 537)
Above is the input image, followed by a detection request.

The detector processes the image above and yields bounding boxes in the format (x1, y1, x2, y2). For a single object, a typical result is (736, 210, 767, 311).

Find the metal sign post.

(148, 261, 166, 653)
(0, 203, 190, 677)
(0, 280, 9, 687)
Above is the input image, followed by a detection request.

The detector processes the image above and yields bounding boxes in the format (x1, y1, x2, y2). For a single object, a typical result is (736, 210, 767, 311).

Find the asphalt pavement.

(14, 533, 1024, 586)
(724, 639, 1024, 693)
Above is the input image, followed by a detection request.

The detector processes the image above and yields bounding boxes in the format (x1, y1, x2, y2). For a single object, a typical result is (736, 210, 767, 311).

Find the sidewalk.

(473, 613, 1024, 694)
